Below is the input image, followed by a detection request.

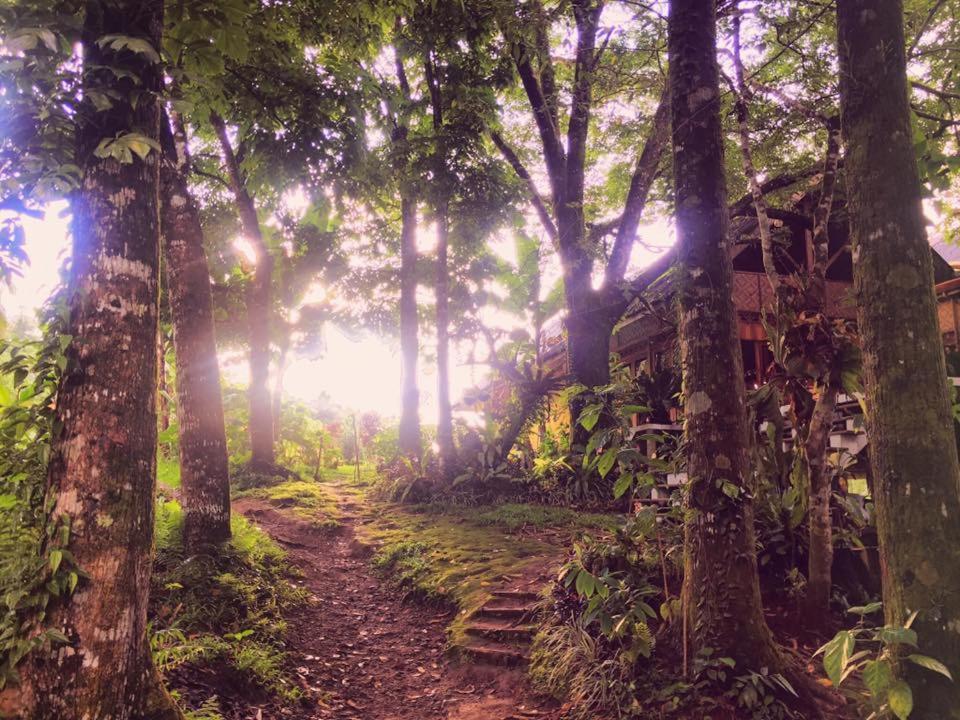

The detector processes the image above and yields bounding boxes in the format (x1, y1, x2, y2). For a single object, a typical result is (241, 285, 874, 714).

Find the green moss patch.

(235, 479, 341, 530)
(359, 501, 622, 649)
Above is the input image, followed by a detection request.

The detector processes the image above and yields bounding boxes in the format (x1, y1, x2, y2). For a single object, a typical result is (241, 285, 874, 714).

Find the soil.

(210, 494, 561, 720)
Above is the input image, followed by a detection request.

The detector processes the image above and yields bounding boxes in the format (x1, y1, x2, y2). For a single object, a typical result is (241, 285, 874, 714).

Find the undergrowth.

(150, 499, 307, 715)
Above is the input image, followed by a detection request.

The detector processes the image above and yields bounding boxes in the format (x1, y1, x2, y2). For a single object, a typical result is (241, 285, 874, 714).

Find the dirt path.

(232, 491, 559, 720)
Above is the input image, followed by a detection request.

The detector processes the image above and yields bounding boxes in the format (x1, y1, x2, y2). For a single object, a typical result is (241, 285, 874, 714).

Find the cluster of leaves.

(572, 364, 681, 504)
(816, 603, 954, 720)
(530, 508, 679, 718)
(0, 303, 86, 688)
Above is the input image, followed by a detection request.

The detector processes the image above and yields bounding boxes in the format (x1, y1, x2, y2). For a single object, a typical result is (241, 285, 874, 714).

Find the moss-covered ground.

(354, 496, 623, 649)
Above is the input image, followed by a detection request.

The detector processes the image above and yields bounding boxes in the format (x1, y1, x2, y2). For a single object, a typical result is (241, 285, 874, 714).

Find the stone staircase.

(461, 589, 540, 666)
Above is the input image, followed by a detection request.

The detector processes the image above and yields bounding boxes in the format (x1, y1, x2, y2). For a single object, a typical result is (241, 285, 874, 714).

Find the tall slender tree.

(390, 40, 423, 460)
(670, 0, 786, 676)
(838, 0, 960, 713)
(159, 110, 231, 550)
(14, 0, 180, 716)
(210, 112, 276, 469)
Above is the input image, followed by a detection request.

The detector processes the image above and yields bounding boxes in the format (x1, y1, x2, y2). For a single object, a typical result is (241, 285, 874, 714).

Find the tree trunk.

(272, 329, 289, 445)
(670, 0, 784, 672)
(803, 386, 838, 623)
(210, 113, 275, 469)
(838, 1, 960, 713)
(160, 112, 231, 551)
(398, 195, 421, 459)
(435, 201, 454, 472)
(13, 2, 180, 717)
(566, 306, 617, 448)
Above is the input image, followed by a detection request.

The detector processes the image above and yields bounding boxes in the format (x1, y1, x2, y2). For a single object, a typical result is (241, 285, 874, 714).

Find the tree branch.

(604, 87, 670, 286)
(565, 0, 603, 209)
(732, 6, 780, 295)
(490, 130, 559, 243)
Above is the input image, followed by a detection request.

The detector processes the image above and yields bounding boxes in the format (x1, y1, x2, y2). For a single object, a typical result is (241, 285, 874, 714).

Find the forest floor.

(224, 472, 588, 720)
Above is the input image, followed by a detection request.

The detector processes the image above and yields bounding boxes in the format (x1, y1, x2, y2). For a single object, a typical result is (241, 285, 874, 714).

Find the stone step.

(461, 640, 530, 667)
(475, 603, 533, 621)
(463, 622, 536, 642)
(491, 589, 540, 602)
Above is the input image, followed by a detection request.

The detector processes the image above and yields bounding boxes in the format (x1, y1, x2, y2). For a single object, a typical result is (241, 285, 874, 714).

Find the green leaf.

(822, 630, 855, 687)
(877, 626, 918, 647)
(863, 659, 893, 697)
(721, 481, 741, 500)
(49, 549, 62, 573)
(887, 680, 913, 720)
(97, 34, 161, 63)
(578, 404, 602, 431)
(613, 473, 633, 500)
(575, 569, 596, 598)
(0, 494, 17, 510)
(907, 654, 954, 681)
(597, 448, 617, 478)
(847, 601, 883, 616)
(620, 404, 650, 416)
(67, 572, 78, 594)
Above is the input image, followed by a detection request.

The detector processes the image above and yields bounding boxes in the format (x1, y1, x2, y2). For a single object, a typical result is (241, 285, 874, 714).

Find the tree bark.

(424, 53, 454, 473)
(210, 112, 275, 469)
(392, 49, 421, 461)
(670, 0, 784, 672)
(272, 329, 289, 445)
(160, 111, 231, 551)
(13, 1, 180, 716)
(838, 1, 960, 713)
(803, 386, 838, 622)
(435, 203, 454, 471)
(398, 194, 421, 459)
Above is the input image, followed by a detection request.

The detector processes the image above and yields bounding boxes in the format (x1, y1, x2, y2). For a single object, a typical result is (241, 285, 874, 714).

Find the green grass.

(235, 479, 341, 530)
(317, 463, 379, 497)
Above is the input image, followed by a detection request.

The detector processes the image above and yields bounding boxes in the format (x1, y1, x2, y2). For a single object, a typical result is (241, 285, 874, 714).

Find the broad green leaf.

(597, 448, 617, 478)
(887, 680, 913, 720)
(613, 473, 633, 499)
(907, 654, 954, 680)
(863, 659, 892, 696)
(877, 626, 918, 647)
(575, 569, 596, 598)
(49, 549, 62, 573)
(822, 630, 855, 687)
(847, 601, 883, 616)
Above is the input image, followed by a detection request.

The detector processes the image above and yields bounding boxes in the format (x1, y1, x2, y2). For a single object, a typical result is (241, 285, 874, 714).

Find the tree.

(837, 0, 960, 713)
(669, 0, 786, 677)
(11, 0, 180, 715)
(159, 109, 231, 550)
(495, 0, 670, 447)
(210, 112, 275, 469)
(728, 6, 846, 624)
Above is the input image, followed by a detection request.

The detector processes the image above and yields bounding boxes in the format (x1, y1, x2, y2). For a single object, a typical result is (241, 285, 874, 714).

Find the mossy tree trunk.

(159, 111, 231, 551)
(838, 1, 960, 713)
(210, 113, 275, 470)
(669, 0, 784, 672)
(15, 1, 180, 717)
